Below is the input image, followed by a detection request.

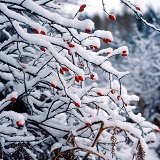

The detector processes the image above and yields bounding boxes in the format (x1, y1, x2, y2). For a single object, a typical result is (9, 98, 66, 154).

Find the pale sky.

(80, 0, 160, 16)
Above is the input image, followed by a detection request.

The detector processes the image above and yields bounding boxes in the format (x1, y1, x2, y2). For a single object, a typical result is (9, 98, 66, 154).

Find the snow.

(0, 0, 158, 159)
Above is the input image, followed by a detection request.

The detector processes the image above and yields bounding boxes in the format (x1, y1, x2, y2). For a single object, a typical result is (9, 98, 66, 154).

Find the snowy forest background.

(89, 5, 160, 159)
(0, 0, 159, 159)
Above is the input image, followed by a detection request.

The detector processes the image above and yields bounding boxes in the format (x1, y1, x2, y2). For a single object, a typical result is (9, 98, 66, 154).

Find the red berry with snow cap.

(103, 38, 111, 43)
(16, 121, 23, 127)
(85, 29, 90, 33)
(121, 51, 127, 57)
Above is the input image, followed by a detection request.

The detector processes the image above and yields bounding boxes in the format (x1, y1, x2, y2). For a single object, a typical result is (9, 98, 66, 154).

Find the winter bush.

(0, 0, 159, 159)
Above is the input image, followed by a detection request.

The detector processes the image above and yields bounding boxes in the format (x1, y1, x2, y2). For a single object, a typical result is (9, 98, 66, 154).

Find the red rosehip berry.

(103, 38, 112, 43)
(33, 28, 39, 34)
(74, 102, 80, 107)
(78, 76, 83, 81)
(62, 67, 69, 72)
(79, 8, 84, 12)
(121, 53, 127, 57)
(150, 140, 155, 143)
(60, 69, 64, 74)
(111, 89, 115, 94)
(109, 14, 116, 21)
(95, 106, 99, 110)
(86, 123, 91, 127)
(69, 43, 75, 48)
(124, 103, 128, 107)
(117, 95, 120, 100)
(51, 83, 55, 88)
(155, 129, 159, 133)
(80, 4, 86, 9)
(106, 52, 111, 55)
(90, 45, 98, 50)
(90, 74, 94, 80)
(68, 50, 72, 55)
(16, 121, 23, 127)
(75, 76, 79, 82)
(84, 29, 90, 33)
(40, 47, 45, 52)
(136, 7, 140, 11)
(97, 92, 102, 96)
(41, 31, 46, 35)
(22, 65, 26, 69)
(10, 97, 16, 103)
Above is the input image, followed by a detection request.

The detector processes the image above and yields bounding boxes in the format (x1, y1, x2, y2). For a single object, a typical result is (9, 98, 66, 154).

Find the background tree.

(0, 0, 159, 160)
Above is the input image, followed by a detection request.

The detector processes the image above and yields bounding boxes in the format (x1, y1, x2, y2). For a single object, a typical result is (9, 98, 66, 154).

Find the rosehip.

(10, 97, 16, 103)
(40, 47, 45, 52)
(84, 29, 90, 33)
(97, 92, 102, 96)
(75, 76, 79, 82)
(16, 121, 23, 127)
(51, 83, 55, 88)
(106, 52, 111, 55)
(121, 53, 127, 57)
(60, 69, 64, 74)
(90, 45, 98, 50)
(68, 43, 75, 48)
(95, 106, 99, 110)
(150, 140, 155, 143)
(74, 102, 80, 107)
(33, 28, 39, 34)
(80, 4, 86, 9)
(124, 103, 128, 107)
(62, 67, 69, 72)
(117, 95, 120, 100)
(22, 65, 26, 69)
(78, 76, 83, 81)
(90, 74, 94, 80)
(103, 38, 111, 43)
(79, 8, 84, 12)
(68, 50, 72, 55)
(109, 14, 116, 21)
(155, 129, 159, 133)
(41, 31, 46, 35)
(111, 89, 115, 94)
(136, 7, 140, 11)
(86, 123, 91, 127)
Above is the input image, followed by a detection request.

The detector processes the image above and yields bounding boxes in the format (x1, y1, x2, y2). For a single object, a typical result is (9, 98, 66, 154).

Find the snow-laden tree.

(0, 0, 159, 159)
